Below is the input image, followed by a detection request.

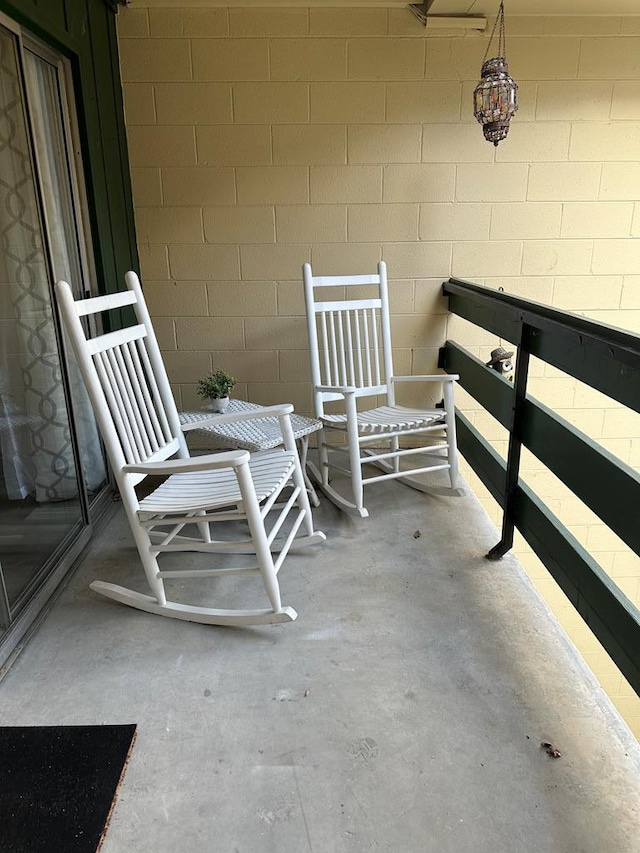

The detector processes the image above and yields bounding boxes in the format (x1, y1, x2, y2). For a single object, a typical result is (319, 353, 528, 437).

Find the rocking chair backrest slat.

(55, 272, 188, 477)
(303, 262, 394, 417)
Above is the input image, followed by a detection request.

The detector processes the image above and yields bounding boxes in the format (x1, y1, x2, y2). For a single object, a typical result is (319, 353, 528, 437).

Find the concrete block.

(204, 207, 275, 244)
(579, 37, 640, 78)
(273, 125, 346, 165)
(456, 164, 528, 202)
(116, 7, 148, 38)
(161, 167, 236, 207)
(130, 168, 162, 207)
(138, 243, 170, 280)
(384, 164, 455, 203)
(143, 281, 207, 317)
(122, 83, 155, 125)
(127, 125, 196, 167)
(240, 244, 311, 280)
(311, 242, 382, 275)
(236, 167, 309, 204)
(611, 81, 640, 119)
(420, 203, 490, 241)
(384, 241, 452, 278)
(349, 124, 421, 164)
(277, 205, 347, 243)
(135, 206, 203, 244)
(229, 8, 308, 37)
(592, 240, 640, 275)
(155, 83, 232, 125)
(348, 38, 424, 80)
(169, 244, 240, 280)
(522, 240, 593, 275)
(422, 125, 496, 163)
(536, 81, 613, 121)
(528, 163, 601, 201)
(310, 8, 386, 36)
(271, 38, 346, 81)
(196, 126, 271, 165)
(495, 122, 571, 163)
(386, 82, 462, 123)
(561, 202, 633, 238)
(175, 317, 244, 351)
(149, 8, 228, 37)
(570, 123, 640, 161)
(192, 39, 269, 81)
(310, 165, 382, 204)
(348, 203, 418, 242)
(119, 39, 190, 82)
(490, 203, 562, 240)
(206, 281, 277, 316)
(311, 83, 385, 124)
(453, 241, 522, 277)
(244, 316, 309, 350)
(233, 82, 309, 124)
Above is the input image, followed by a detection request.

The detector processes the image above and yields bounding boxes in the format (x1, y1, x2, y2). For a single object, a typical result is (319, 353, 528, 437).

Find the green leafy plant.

(196, 369, 236, 401)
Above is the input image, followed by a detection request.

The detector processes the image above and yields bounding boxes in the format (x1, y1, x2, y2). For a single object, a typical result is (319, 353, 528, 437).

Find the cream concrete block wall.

(118, 6, 639, 737)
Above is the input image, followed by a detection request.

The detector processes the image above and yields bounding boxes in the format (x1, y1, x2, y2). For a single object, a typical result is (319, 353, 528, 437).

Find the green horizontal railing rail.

(441, 278, 640, 696)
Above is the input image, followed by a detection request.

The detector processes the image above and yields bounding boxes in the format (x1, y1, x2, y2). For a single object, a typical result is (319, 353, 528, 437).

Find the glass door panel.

(23, 46, 108, 502)
(0, 24, 83, 617)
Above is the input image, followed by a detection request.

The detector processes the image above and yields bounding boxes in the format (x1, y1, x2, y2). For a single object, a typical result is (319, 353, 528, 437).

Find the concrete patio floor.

(1, 475, 639, 852)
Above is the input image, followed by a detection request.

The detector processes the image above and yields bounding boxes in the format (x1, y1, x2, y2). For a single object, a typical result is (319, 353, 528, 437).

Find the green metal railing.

(440, 277, 640, 696)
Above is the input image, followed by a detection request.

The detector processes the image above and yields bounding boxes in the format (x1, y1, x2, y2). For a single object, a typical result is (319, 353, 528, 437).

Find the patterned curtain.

(0, 28, 78, 501)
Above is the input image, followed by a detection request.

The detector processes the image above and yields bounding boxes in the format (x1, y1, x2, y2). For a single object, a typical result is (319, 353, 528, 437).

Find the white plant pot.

(204, 397, 229, 413)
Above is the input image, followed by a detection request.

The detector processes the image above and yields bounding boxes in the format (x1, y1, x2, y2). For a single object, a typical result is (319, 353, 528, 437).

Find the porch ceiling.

(128, 0, 640, 14)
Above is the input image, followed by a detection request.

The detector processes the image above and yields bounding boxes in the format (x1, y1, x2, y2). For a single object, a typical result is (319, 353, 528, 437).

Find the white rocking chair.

(303, 261, 463, 518)
(55, 272, 325, 627)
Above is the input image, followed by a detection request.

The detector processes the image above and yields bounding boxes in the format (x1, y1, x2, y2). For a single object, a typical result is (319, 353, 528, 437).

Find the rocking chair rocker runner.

(303, 261, 463, 518)
(55, 272, 325, 627)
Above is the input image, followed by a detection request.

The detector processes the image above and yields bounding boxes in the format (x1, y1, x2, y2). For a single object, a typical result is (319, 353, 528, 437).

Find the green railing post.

(487, 323, 533, 560)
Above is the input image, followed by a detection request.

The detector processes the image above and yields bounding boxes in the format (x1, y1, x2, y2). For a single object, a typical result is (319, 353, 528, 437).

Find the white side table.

(179, 400, 322, 506)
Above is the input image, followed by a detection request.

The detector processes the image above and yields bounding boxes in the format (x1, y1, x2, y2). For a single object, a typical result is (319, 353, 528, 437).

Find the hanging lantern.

(473, 1, 518, 146)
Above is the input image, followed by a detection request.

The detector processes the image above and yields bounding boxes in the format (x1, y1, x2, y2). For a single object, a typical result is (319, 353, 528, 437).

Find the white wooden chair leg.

(121, 484, 166, 605)
(318, 428, 330, 487)
(236, 462, 282, 613)
(444, 381, 462, 491)
(391, 436, 400, 473)
(196, 509, 211, 544)
(346, 395, 367, 518)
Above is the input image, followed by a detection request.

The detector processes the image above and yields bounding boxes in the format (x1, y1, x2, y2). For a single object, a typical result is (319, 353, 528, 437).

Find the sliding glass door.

(0, 18, 109, 645)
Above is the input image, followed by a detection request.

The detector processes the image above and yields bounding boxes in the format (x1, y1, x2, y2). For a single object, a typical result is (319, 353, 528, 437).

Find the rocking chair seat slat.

(321, 405, 445, 434)
(139, 449, 295, 514)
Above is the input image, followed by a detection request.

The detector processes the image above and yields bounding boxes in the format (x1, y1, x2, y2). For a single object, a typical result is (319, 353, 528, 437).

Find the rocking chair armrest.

(316, 384, 357, 395)
(390, 374, 459, 383)
(180, 404, 294, 433)
(122, 449, 250, 476)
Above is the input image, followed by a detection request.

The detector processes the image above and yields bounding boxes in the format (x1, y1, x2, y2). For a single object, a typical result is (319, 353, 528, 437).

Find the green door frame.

(0, 0, 138, 310)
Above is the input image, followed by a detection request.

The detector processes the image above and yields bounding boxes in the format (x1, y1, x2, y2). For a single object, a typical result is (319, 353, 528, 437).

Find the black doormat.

(0, 724, 137, 853)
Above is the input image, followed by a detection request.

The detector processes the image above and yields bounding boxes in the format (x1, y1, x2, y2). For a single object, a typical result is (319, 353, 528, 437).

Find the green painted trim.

(443, 278, 640, 415)
(443, 342, 512, 429)
(516, 481, 640, 696)
(443, 342, 640, 557)
(523, 399, 640, 557)
(453, 407, 640, 696)
(454, 411, 506, 506)
(1, 0, 138, 319)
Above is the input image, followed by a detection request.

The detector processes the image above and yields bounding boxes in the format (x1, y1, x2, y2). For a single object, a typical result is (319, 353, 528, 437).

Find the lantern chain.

(483, 0, 507, 62)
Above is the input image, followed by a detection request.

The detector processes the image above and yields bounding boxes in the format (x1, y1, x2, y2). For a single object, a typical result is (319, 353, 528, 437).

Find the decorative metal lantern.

(473, 1, 518, 146)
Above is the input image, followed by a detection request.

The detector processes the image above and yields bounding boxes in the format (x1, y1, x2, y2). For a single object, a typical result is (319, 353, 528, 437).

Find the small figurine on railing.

(486, 346, 514, 380)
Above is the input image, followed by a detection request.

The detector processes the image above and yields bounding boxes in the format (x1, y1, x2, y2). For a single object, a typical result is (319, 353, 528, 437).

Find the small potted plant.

(196, 369, 236, 413)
